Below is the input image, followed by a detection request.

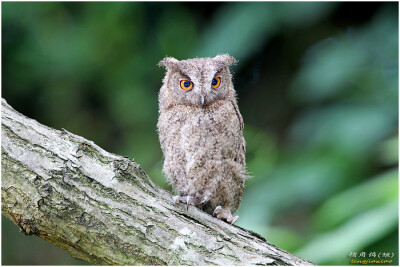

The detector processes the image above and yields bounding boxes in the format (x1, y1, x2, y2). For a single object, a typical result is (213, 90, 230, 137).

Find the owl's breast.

(158, 100, 245, 210)
(178, 101, 241, 161)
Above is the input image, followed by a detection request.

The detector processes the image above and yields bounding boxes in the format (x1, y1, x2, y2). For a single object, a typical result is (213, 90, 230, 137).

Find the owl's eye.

(211, 77, 221, 89)
(180, 80, 193, 91)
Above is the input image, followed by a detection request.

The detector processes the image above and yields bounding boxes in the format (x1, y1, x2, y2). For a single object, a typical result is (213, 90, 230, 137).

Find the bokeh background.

(2, 2, 398, 265)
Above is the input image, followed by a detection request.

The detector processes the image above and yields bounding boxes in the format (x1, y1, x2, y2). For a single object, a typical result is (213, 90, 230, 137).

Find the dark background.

(2, 2, 398, 265)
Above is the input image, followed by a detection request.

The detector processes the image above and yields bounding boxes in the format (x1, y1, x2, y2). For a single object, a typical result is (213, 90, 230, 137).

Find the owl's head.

(158, 54, 237, 110)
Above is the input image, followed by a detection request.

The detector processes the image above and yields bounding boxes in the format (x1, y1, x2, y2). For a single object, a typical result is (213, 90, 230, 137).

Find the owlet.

(157, 54, 246, 224)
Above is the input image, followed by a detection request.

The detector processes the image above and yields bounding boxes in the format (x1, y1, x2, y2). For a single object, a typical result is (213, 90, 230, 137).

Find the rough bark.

(1, 98, 314, 265)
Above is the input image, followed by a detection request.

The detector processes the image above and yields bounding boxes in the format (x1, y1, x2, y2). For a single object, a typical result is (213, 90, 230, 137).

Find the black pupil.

(212, 78, 218, 86)
(184, 81, 191, 88)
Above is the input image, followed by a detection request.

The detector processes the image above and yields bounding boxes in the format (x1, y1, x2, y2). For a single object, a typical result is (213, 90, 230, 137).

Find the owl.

(157, 54, 246, 224)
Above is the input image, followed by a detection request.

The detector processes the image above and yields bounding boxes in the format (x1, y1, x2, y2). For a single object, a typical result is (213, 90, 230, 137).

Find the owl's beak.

(201, 93, 206, 108)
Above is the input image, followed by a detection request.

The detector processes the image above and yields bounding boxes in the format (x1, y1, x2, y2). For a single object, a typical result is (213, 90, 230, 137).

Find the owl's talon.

(229, 215, 239, 225)
(186, 196, 191, 210)
(172, 195, 179, 206)
(172, 195, 195, 210)
(213, 206, 223, 217)
(212, 206, 239, 224)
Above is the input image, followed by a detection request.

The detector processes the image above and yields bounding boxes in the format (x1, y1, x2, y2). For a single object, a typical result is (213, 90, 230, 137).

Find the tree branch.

(1, 98, 314, 265)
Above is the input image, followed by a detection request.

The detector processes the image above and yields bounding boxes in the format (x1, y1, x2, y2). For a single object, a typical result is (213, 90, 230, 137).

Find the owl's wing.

(231, 100, 246, 171)
(231, 100, 244, 131)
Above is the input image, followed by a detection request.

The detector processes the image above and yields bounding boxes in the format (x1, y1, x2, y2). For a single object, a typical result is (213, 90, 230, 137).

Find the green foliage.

(195, 2, 337, 61)
(297, 200, 398, 264)
(312, 169, 398, 231)
(2, 2, 398, 265)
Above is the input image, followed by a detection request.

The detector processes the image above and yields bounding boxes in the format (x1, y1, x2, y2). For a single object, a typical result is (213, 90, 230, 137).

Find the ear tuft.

(158, 57, 179, 69)
(214, 54, 237, 67)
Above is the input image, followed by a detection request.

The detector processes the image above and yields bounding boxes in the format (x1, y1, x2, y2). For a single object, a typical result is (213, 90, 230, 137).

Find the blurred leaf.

(296, 200, 398, 264)
(262, 226, 303, 252)
(276, 2, 338, 27)
(290, 7, 398, 104)
(156, 4, 198, 59)
(243, 125, 278, 185)
(291, 39, 366, 102)
(195, 2, 336, 61)
(238, 149, 358, 229)
(194, 3, 276, 61)
(312, 169, 398, 231)
(289, 104, 397, 156)
(377, 136, 398, 166)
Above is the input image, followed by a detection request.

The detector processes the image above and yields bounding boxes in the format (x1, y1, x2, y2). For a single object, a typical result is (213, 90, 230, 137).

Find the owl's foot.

(172, 195, 195, 210)
(213, 206, 239, 225)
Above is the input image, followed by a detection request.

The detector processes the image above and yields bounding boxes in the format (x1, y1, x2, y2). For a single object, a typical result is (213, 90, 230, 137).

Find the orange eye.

(211, 77, 221, 88)
(180, 80, 193, 91)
